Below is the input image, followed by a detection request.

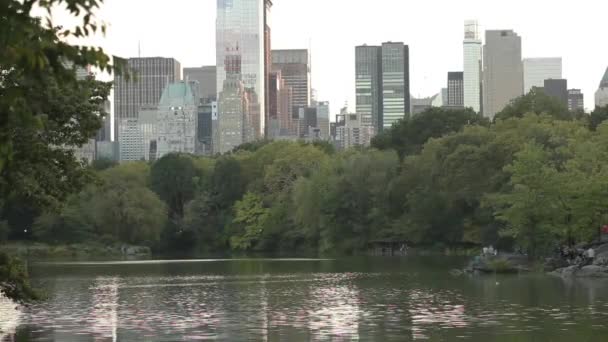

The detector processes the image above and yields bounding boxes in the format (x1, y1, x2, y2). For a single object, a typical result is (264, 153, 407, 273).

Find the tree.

(1, 0, 118, 303)
(91, 157, 118, 171)
(485, 144, 567, 257)
(229, 192, 270, 251)
(494, 88, 571, 122)
(372, 107, 488, 159)
(150, 153, 198, 219)
(589, 105, 608, 131)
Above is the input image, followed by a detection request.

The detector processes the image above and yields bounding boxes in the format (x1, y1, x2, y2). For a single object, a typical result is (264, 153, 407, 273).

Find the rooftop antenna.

(138, 40, 141, 58)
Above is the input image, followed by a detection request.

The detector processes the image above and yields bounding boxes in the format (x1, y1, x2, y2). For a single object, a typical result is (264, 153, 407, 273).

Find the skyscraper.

(216, 0, 271, 145)
(183, 66, 217, 101)
(568, 89, 584, 112)
(483, 30, 523, 119)
(316, 101, 330, 140)
(595, 67, 608, 108)
(267, 71, 294, 138)
(156, 81, 199, 158)
(523, 58, 562, 94)
(271, 49, 311, 111)
(113, 57, 181, 141)
(381, 42, 410, 129)
(217, 50, 250, 153)
(463, 20, 482, 113)
(543, 79, 568, 107)
(356, 45, 383, 130)
(447, 72, 464, 107)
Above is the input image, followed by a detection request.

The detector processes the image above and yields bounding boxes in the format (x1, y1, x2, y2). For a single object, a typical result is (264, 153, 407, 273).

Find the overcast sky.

(69, 0, 607, 115)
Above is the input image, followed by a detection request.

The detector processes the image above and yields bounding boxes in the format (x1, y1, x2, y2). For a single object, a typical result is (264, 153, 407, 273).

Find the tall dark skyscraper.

(183, 66, 217, 102)
(543, 79, 568, 107)
(483, 30, 523, 118)
(355, 45, 383, 130)
(447, 72, 464, 107)
(355, 42, 410, 131)
(271, 49, 311, 111)
(381, 42, 410, 129)
(113, 57, 181, 141)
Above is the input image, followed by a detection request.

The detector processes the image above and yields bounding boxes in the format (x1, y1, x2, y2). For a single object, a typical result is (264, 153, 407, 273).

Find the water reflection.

(308, 284, 361, 339)
(2, 258, 608, 341)
(90, 277, 118, 341)
(0, 295, 21, 340)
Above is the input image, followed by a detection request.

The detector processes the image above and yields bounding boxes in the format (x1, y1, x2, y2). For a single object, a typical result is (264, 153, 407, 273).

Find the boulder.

(551, 265, 579, 278)
(578, 265, 608, 278)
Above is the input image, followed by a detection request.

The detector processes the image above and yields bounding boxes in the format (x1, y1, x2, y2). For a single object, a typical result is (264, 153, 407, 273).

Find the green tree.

(150, 153, 198, 219)
(229, 192, 270, 251)
(589, 105, 608, 131)
(372, 107, 488, 160)
(485, 143, 565, 257)
(494, 88, 571, 122)
(1, 0, 118, 303)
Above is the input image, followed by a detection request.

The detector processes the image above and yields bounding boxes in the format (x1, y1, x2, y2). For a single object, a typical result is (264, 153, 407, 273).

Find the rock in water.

(578, 265, 608, 278)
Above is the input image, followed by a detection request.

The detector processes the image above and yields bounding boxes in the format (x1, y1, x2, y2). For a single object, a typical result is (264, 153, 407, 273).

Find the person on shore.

(587, 248, 596, 265)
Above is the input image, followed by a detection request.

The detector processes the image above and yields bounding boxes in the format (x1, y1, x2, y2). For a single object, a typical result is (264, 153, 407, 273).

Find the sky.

(56, 0, 608, 116)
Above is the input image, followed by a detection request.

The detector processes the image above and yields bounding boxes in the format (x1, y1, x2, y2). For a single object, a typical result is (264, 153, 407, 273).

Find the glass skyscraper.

(381, 42, 410, 129)
(216, 0, 271, 147)
(355, 45, 383, 130)
(463, 20, 482, 113)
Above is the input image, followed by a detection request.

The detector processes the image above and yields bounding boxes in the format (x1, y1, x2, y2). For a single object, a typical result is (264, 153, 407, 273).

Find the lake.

(1, 256, 608, 341)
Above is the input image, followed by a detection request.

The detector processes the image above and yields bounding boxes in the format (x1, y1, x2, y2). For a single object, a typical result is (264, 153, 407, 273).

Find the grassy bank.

(0, 242, 151, 260)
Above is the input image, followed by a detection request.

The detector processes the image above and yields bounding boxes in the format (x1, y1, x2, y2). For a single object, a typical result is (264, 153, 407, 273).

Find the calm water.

(2, 257, 608, 341)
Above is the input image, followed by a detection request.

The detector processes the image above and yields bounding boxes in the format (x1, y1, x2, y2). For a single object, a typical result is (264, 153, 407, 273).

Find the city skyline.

(53, 0, 607, 117)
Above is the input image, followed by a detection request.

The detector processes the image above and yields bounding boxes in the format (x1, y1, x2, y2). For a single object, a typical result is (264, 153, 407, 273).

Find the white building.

(118, 118, 144, 162)
(463, 20, 482, 113)
(596, 67, 608, 108)
(523, 58, 562, 94)
(156, 82, 198, 158)
(335, 112, 374, 150)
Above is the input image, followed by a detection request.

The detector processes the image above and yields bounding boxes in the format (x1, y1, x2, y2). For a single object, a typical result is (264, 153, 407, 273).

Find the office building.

(412, 96, 436, 115)
(356, 45, 383, 130)
(568, 89, 584, 112)
(267, 71, 295, 138)
(196, 101, 216, 156)
(218, 50, 250, 153)
(316, 101, 330, 140)
(523, 58, 562, 94)
(272, 49, 311, 111)
(183, 66, 217, 101)
(138, 106, 159, 161)
(156, 82, 199, 158)
(381, 42, 410, 128)
(113, 57, 181, 140)
(217, 0, 271, 142)
(463, 20, 482, 112)
(96, 141, 117, 161)
(335, 111, 374, 150)
(543, 79, 568, 107)
(483, 30, 523, 118)
(118, 118, 143, 162)
(596, 67, 608, 108)
(447, 72, 464, 107)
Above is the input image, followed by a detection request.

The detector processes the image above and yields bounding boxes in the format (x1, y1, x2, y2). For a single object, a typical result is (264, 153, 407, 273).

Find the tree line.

(4, 92, 608, 259)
